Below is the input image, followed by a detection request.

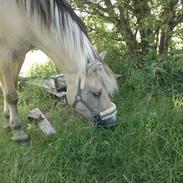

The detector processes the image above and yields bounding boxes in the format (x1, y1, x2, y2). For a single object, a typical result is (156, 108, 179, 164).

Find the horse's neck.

(29, 20, 82, 89)
(23, 0, 89, 86)
(0, 1, 83, 99)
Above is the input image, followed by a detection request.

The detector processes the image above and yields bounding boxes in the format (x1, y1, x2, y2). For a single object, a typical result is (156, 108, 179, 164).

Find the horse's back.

(0, 0, 29, 49)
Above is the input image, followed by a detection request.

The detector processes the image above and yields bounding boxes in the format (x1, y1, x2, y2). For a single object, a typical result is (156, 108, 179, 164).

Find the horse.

(0, 0, 118, 142)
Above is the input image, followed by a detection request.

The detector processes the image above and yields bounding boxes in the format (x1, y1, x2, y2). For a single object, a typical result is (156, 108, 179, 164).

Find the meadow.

(0, 56, 183, 183)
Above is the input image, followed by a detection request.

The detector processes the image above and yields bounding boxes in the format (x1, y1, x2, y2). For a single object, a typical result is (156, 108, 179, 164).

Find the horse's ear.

(99, 51, 107, 60)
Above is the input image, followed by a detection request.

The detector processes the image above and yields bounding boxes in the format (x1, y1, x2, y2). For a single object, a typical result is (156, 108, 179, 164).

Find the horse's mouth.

(97, 103, 117, 128)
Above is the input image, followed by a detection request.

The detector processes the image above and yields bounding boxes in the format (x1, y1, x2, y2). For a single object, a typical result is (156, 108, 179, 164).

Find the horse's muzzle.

(98, 115, 116, 128)
(98, 103, 117, 128)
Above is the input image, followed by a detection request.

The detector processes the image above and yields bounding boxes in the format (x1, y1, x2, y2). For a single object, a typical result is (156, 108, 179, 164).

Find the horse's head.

(67, 53, 118, 128)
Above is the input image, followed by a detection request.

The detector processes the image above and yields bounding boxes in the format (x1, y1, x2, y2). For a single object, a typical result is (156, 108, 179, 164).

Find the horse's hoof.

(11, 129, 28, 143)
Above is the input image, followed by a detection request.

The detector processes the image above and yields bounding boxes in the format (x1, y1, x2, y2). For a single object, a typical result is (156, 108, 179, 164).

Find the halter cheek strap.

(72, 80, 101, 122)
(72, 78, 117, 123)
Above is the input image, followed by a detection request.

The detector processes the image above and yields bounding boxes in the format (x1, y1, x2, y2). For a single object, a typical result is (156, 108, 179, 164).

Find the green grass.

(1, 59, 183, 182)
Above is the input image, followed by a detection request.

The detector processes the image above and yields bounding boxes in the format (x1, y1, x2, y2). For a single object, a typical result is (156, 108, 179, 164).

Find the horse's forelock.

(97, 65, 118, 95)
(87, 63, 118, 95)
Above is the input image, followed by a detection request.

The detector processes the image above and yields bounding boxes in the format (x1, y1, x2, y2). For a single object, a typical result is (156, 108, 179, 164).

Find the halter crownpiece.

(87, 62, 103, 75)
(88, 62, 102, 68)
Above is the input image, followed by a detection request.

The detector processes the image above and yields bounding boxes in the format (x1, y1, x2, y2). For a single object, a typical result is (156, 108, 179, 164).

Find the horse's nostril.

(93, 91, 102, 97)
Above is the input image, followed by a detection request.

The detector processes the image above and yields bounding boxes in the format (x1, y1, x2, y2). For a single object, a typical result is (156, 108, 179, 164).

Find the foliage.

(69, 0, 183, 56)
(30, 60, 59, 79)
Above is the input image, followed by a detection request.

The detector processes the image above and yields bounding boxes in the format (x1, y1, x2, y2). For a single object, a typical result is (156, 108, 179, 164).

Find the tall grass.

(0, 56, 183, 182)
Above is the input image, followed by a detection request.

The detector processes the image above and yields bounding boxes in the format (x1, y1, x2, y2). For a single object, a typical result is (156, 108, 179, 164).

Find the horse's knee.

(5, 92, 19, 105)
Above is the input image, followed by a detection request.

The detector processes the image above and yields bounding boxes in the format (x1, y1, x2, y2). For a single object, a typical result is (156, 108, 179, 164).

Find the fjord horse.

(0, 0, 118, 142)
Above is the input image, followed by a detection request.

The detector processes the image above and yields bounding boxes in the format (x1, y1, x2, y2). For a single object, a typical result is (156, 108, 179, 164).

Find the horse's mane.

(16, 0, 87, 35)
(16, 0, 118, 93)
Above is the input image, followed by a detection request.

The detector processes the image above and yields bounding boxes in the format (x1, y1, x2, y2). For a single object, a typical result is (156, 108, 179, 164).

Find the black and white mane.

(16, 0, 99, 59)
(16, 0, 87, 34)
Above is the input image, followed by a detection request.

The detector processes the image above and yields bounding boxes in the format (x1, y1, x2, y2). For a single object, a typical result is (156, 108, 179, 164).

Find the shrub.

(30, 60, 59, 79)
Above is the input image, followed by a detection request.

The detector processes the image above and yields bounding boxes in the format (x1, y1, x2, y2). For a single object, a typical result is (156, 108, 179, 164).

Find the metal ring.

(75, 95, 82, 101)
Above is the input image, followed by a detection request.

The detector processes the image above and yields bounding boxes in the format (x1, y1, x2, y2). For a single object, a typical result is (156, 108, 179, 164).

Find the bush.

(30, 60, 59, 79)
(109, 53, 183, 95)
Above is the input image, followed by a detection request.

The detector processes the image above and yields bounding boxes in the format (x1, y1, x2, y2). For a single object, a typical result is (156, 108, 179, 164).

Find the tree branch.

(86, 1, 108, 12)
(174, 11, 183, 26)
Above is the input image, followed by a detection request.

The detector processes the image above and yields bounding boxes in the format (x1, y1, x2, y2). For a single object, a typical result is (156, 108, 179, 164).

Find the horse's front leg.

(2, 53, 25, 130)
(3, 49, 27, 129)
(0, 47, 28, 142)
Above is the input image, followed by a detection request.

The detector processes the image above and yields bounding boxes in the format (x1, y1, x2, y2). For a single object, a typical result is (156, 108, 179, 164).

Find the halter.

(72, 79, 100, 122)
(72, 78, 117, 123)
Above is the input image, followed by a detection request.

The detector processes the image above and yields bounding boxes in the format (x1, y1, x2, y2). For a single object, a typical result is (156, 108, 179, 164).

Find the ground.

(0, 61, 183, 182)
